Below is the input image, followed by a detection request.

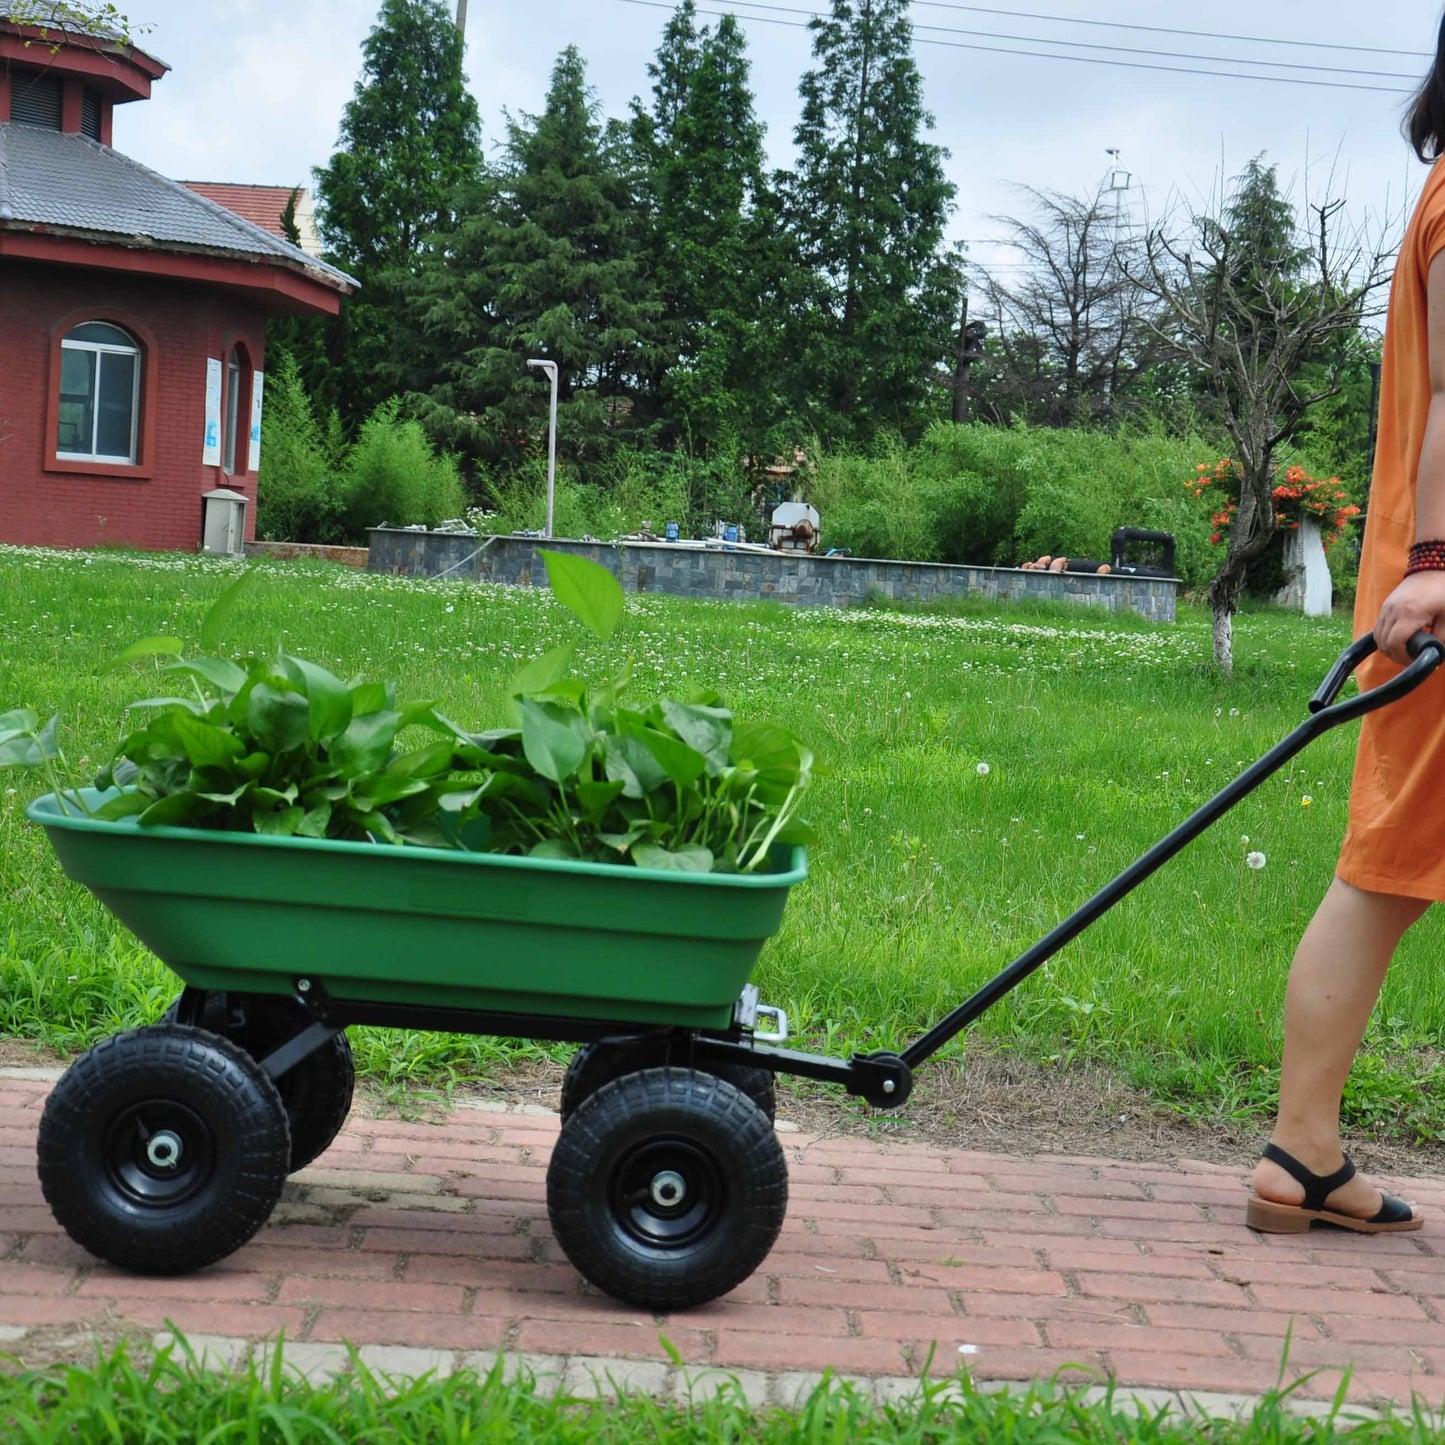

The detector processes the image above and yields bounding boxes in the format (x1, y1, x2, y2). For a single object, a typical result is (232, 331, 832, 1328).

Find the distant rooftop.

(182, 182, 323, 259)
(0, 123, 353, 289)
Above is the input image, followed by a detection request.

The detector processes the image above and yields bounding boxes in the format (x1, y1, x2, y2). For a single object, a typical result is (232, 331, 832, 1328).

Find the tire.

(37, 1024, 291, 1276)
(546, 1067, 788, 1311)
(163, 994, 354, 1172)
(560, 1041, 776, 1125)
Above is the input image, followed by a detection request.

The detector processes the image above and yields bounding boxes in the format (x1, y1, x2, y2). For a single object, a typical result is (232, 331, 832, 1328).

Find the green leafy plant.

(3, 557, 813, 874)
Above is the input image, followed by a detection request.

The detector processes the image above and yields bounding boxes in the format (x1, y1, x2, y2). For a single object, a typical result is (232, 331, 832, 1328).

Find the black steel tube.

(901, 632, 1445, 1071)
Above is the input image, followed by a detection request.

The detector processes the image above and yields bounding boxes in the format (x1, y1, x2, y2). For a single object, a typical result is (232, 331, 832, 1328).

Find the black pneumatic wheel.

(37, 1024, 291, 1276)
(546, 1067, 788, 1311)
(560, 1041, 777, 1125)
(164, 994, 354, 1172)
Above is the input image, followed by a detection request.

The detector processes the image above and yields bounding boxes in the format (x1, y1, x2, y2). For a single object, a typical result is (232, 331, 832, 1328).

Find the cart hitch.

(847, 1051, 914, 1109)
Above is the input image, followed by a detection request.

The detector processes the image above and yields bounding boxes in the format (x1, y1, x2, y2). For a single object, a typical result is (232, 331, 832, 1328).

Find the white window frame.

(57, 327, 142, 465)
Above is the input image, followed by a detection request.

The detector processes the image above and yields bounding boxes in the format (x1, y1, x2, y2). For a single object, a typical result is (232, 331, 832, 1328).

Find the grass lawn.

(2, 1337, 1443, 1444)
(3, 544, 1444, 1141)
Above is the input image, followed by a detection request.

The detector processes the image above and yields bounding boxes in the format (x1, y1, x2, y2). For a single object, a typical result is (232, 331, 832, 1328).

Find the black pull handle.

(1309, 630, 1444, 722)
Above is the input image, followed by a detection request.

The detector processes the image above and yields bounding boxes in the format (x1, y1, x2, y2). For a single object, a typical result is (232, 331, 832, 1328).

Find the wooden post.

(456, 0, 467, 34)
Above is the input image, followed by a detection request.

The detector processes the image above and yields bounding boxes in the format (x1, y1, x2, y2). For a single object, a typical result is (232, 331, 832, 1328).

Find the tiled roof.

(181, 182, 322, 257)
(0, 124, 354, 289)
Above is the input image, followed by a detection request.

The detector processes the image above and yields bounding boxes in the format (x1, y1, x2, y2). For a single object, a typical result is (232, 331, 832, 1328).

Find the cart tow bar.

(897, 630, 1445, 1074)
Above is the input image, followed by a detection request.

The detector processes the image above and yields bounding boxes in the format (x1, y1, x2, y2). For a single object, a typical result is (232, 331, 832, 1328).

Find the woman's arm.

(1375, 248, 1445, 662)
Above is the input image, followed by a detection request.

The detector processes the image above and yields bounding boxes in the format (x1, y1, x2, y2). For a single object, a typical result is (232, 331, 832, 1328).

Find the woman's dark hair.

(1407, 10, 1445, 161)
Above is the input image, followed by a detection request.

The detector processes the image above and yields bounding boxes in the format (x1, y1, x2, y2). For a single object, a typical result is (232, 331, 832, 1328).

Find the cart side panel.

(32, 796, 802, 1029)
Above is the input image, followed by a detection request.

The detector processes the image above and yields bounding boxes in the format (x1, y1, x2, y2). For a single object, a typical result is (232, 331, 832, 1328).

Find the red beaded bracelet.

(1407, 540, 1445, 576)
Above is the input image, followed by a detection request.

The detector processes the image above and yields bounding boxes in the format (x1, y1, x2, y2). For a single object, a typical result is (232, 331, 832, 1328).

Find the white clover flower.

(977, 762, 991, 776)
(1246, 851, 1267, 871)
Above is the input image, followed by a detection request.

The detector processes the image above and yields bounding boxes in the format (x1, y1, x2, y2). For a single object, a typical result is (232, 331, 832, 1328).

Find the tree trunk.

(1212, 605, 1233, 675)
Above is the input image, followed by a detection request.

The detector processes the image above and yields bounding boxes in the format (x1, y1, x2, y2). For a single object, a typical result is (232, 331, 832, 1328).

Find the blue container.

(724, 525, 739, 543)
(666, 522, 680, 542)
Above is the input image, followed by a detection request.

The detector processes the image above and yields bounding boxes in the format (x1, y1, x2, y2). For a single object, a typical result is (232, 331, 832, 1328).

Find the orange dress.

(1338, 159, 1445, 900)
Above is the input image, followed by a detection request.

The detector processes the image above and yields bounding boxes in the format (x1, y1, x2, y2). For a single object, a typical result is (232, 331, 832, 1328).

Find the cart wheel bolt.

(650, 1170, 687, 1208)
(297, 980, 311, 994)
(883, 1080, 896, 1095)
(145, 1131, 183, 1170)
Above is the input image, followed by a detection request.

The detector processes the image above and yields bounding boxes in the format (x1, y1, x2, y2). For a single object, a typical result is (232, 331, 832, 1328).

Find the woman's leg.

(1252, 877, 1430, 1217)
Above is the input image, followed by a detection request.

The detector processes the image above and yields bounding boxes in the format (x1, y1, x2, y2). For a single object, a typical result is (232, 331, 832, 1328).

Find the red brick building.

(0, 17, 353, 552)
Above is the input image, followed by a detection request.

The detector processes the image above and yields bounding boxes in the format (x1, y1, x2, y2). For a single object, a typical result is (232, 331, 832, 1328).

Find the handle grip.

(1308, 631, 1445, 721)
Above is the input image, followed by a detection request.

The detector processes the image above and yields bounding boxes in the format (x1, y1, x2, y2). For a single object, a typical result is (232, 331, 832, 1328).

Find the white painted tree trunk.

(1213, 608, 1233, 674)
(1275, 518, 1333, 617)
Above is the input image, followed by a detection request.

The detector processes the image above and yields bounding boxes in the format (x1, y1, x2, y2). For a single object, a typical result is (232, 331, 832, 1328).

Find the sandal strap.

(1261, 1143, 1357, 1212)
(1371, 1193, 1415, 1226)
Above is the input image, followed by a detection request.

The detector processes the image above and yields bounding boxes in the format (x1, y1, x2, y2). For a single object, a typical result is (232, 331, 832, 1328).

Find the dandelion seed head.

(977, 762, 991, 776)
(1247, 851, 1267, 870)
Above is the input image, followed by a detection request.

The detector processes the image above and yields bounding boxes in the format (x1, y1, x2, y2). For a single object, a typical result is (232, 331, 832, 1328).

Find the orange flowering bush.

(1185, 458, 1361, 550)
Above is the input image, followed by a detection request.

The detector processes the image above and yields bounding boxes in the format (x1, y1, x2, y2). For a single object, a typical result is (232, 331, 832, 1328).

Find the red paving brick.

(2, 1071, 1444, 1409)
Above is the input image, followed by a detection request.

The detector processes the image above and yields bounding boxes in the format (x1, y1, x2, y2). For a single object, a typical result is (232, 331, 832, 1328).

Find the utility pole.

(456, 0, 467, 35)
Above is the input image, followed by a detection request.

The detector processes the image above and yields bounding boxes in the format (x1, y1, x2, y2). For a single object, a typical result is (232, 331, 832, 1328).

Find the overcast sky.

(115, 0, 1438, 274)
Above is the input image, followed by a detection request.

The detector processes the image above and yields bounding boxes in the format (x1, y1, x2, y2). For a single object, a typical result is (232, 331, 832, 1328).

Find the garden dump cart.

(26, 631, 1445, 1311)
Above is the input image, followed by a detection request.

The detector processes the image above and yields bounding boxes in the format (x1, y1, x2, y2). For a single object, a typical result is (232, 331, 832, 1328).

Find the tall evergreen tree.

(633, 8, 784, 448)
(782, 0, 960, 438)
(312, 0, 482, 425)
(412, 47, 660, 469)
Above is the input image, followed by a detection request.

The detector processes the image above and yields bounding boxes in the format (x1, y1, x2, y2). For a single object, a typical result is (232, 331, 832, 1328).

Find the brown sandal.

(1246, 1143, 1421, 1234)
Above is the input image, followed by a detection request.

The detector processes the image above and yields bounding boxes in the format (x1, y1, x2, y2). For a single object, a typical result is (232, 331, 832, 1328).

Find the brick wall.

(0, 258, 266, 551)
(368, 531, 1181, 623)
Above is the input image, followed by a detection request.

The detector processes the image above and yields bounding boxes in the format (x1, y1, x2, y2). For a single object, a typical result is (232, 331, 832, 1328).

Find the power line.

(723, 0, 1418, 80)
(911, 2, 1431, 62)
(608, 0, 1415, 94)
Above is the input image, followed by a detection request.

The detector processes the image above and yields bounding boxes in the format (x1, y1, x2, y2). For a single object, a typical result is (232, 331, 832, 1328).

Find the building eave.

(0, 225, 351, 316)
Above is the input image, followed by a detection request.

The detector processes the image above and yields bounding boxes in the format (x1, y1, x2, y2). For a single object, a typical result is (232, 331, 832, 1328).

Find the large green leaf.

(633, 844, 715, 874)
(576, 779, 626, 817)
(200, 569, 254, 653)
(281, 656, 354, 743)
(332, 711, 400, 777)
(542, 551, 624, 641)
(138, 791, 204, 828)
(166, 656, 248, 695)
(172, 713, 246, 769)
(519, 698, 588, 784)
(731, 721, 812, 800)
(603, 734, 669, 799)
(254, 805, 304, 837)
(94, 791, 152, 821)
(350, 681, 392, 717)
(0, 708, 39, 741)
(637, 729, 708, 790)
(510, 644, 575, 697)
(0, 734, 44, 769)
(660, 701, 732, 773)
(246, 684, 311, 755)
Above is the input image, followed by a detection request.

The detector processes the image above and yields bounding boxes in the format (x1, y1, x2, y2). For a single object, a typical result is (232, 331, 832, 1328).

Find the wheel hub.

(650, 1169, 687, 1208)
(104, 1100, 214, 1208)
(145, 1130, 183, 1169)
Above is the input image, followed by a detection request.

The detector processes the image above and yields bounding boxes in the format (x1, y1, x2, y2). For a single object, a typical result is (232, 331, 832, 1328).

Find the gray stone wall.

(368, 530, 1180, 623)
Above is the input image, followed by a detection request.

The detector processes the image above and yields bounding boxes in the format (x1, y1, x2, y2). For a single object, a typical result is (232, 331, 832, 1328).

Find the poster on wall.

(202, 357, 223, 466)
(248, 372, 265, 473)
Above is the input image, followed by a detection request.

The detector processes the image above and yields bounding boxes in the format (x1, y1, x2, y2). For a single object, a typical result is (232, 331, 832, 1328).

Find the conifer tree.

(313, 0, 482, 425)
(412, 47, 659, 468)
(635, 8, 782, 448)
(783, 0, 960, 438)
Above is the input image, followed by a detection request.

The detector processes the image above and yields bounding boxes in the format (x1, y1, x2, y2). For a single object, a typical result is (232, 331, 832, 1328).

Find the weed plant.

(3, 548, 1444, 1141)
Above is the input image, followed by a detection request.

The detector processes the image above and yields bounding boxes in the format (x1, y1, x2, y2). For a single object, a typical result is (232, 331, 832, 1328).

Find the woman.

(1246, 12, 1445, 1235)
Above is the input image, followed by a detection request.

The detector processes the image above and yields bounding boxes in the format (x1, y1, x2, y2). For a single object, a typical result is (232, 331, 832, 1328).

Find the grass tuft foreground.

(3, 1336, 1445, 1444)
(3, 547, 1445, 1141)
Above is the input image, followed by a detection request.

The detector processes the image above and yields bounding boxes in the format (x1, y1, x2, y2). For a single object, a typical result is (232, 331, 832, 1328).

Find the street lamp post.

(526, 360, 559, 539)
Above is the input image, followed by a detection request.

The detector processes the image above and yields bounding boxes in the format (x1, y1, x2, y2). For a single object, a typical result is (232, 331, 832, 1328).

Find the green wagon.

(26, 631, 1445, 1310)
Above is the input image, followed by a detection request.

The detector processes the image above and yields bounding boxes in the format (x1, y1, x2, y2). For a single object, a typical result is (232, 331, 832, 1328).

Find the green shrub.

(343, 402, 469, 537)
(808, 421, 1223, 588)
(256, 354, 350, 544)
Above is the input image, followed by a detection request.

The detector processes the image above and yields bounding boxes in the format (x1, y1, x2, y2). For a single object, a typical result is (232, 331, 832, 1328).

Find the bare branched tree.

(976, 187, 1168, 427)
(1138, 184, 1397, 672)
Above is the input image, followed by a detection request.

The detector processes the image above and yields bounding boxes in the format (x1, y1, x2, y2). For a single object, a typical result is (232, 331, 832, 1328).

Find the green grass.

(3, 545, 1445, 1141)
(3, 1335, 1444, 1444)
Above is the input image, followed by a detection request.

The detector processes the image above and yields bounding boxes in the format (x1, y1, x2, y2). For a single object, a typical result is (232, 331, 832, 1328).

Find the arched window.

(223, 344, 252, 475)
(57, 322, 141, 464)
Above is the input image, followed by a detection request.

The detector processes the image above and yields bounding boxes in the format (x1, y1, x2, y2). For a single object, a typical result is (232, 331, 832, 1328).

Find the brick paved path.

(3, 1068, 1445, 1412)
